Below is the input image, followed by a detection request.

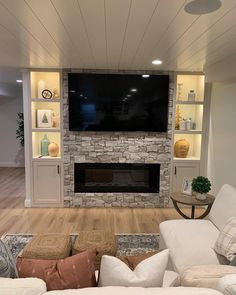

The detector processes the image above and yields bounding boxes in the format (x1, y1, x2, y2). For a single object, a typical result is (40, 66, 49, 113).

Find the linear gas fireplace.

(74, 163, 160, 193)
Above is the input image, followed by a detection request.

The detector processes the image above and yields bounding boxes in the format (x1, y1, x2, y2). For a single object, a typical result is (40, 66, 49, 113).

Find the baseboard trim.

(24, 199, 31, 207)
(0, 162, 25, 167)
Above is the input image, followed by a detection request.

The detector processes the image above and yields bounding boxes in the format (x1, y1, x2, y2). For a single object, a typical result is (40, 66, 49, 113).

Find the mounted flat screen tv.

(68, 73, 169, 132)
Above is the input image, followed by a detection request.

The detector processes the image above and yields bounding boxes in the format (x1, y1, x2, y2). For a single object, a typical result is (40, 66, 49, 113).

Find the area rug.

(1, 233, 159, 258)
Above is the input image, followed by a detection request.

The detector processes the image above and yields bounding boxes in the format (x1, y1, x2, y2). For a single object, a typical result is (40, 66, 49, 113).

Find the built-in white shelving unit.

(172, 73, 209, 192)
(23, 70, 63, 207)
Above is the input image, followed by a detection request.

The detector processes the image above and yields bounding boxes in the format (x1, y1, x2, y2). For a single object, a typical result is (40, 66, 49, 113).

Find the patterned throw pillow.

(214, 217, 236, 262)
(0, 240, 18, 278)
(17, 249, 97, 290)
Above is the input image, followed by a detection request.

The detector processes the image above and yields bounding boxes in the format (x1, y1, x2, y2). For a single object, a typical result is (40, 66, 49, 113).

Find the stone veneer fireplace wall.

(63, 70, 174, 208)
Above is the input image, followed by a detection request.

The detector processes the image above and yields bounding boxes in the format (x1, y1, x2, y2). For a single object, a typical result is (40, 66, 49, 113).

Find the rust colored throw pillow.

(119, 252, 158, 270)
(16, 249, 97, 291)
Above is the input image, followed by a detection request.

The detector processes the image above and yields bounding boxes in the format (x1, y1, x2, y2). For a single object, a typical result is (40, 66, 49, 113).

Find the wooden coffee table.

(171, 192, 215, 219)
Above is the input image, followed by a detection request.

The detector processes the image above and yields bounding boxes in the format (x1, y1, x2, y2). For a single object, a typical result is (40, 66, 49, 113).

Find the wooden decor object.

(48, 142, 59, 157)
(175, 105, 181, 130)
(174, 139, 190, 158)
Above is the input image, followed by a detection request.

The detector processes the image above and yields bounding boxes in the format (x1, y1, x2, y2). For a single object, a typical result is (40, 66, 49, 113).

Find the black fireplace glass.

(74, 163, 160, 193)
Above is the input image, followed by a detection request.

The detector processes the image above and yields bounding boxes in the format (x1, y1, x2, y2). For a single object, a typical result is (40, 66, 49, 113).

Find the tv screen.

(68, 73, 169, 132)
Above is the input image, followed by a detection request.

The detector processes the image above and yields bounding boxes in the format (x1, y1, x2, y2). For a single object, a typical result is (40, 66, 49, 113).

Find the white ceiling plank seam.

(117, 0, 132, 70)
(50, 0, 84, 68)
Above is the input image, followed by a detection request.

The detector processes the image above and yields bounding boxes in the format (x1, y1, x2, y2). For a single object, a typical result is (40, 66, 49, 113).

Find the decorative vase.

(37, 80, 45, 98)
(52, 111, 59, 128)
(188, 90, 196, 101)
(48, 142, 59, 157)
(41, 134, 50, 156)
(195, 192, 207, 201)
(174, 139, 190, 158)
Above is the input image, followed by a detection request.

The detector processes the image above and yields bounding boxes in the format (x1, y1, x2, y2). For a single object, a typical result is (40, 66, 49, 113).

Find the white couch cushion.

(159, 219, 222, 274)
(209, 184, 236, 231)
(98, 250, 169, 287)
(46, 286, 222, 295)
(181, 264, 236, 290)
(163, 270, 180, 287)
(0, 277, 46, 295)
(218, 274, 236, 295)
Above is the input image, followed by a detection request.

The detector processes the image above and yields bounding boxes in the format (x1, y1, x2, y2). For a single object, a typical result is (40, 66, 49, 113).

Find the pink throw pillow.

(17, 249, 97, 290)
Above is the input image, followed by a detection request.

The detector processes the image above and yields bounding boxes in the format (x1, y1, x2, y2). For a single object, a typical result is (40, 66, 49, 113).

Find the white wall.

(207, 81, 236, 194)
(206, 52, 236, 82)
(0, 82, 24, 167)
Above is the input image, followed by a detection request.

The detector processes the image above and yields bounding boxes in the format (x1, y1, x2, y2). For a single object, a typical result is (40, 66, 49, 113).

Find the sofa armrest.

(218, 274, 236, 295)
(0, 278, 46, 295)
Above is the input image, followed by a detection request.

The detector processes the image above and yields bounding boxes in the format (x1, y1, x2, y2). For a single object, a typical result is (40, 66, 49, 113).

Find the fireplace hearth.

(74, 163, 160, 193)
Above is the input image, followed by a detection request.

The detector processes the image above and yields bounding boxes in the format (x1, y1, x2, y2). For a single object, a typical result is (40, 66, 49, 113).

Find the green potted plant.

(16, 112, 24, 147)
(191, 176, 211, 200)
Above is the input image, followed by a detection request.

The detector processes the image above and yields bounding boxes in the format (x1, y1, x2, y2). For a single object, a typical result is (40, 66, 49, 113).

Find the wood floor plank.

(0, 168, 204, 236)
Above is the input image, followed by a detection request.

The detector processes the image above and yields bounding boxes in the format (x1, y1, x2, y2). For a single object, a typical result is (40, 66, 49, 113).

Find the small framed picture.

(37, 109, 52, 128)
(182, 177, 192, 195)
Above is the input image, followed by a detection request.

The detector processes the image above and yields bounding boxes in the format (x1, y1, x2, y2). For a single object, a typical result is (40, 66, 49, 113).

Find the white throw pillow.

(98, 249, 169, 287)
(214, 216, 236, 261)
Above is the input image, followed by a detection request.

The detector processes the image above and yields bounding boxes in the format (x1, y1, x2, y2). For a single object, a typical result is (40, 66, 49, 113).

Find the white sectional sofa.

(159, 184, 236, 293)
(0, 278, 223, 295)
(1, 184, 235, 295)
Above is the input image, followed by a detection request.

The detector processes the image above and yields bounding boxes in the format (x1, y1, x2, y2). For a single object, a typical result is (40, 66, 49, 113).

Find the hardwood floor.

(0, 167, 25, 208)
(0, 168, 204, 236)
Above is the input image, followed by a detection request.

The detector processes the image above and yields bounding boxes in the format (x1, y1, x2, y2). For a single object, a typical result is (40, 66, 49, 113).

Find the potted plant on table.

(191, 176, 211, 201)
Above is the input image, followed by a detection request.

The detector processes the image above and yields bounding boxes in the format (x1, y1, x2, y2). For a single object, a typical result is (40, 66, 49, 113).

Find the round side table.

(170, 192, 215, 219)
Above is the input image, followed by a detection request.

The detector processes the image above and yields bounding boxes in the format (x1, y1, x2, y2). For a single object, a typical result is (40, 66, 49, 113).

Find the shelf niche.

(175, 104, 203, 131)
(174, 134, 202, 160)
(176, 74, 205, 102)
(30, 72, 60, 99)
(31, 101, 60, 129)
(32, 132, 61, 159)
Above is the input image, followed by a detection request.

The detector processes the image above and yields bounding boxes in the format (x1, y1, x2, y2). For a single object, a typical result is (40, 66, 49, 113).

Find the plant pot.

(195, 193, 207, 201)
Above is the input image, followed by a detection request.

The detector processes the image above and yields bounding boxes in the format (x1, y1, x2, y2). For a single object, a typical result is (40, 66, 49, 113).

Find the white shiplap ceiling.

(0, 0, 236, 73)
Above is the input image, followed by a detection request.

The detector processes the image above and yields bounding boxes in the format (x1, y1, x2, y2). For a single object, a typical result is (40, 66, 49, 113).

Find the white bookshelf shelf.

(174, 157, 200, 161)
(32, 128, 60, 132)
(174, 130, 202, 134)
(31, 98, 61, 102)
(33, 155, 61, 160)
(175, 100, 204, 105)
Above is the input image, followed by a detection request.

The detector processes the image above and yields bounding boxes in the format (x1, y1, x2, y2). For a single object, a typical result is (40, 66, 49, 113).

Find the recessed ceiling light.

(16, 79, 22, 83)
(152, 59, 163, 65)
(142, 74, 150, 78)
(127, 94, 131, 97)
(184, 0, 222, 15)
(131, 88, 137, 92)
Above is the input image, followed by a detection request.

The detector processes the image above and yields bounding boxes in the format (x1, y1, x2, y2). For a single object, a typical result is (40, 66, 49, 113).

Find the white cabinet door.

(33, 161, 62, 206)
(172, 162, 200, 192)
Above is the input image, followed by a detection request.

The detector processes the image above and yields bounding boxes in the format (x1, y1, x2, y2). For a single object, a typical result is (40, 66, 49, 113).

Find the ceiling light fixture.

(152, 59, 163, 65)
(142, 74, 150, 78)
(131, 88, 137, 92)
(16, 79, 22, 83)
(184, 0, 222, 15)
